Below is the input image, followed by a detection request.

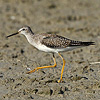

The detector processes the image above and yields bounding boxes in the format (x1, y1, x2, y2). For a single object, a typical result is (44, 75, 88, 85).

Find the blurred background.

(0, 0, 100, 100)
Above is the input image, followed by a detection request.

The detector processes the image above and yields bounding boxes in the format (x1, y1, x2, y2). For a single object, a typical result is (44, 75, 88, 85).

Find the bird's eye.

(22, 29, 26, 31)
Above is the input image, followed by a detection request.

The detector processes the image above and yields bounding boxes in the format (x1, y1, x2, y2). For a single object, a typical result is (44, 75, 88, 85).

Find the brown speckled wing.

(41, 34, 71, 48)
(41, 34, 95, 48)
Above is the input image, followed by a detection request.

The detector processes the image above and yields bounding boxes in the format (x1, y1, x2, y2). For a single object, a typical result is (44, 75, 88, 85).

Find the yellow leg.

(58, 53, 66, 83)
(26, 54, 56, 74)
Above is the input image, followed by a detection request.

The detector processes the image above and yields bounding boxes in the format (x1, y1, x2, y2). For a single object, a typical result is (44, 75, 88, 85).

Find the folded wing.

(41, 34, 95, 48)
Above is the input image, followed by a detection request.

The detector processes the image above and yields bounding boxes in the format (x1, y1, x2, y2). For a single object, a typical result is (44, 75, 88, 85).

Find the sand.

(0, 0, 100, 100)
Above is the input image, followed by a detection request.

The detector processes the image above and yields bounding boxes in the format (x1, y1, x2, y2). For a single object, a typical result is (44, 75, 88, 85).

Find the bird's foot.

(58, 79, 63, 83)
(26, 68, 38, 74)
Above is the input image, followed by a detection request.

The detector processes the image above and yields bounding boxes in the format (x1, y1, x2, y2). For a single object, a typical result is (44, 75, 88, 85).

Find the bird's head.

(6, 26, 33, 38)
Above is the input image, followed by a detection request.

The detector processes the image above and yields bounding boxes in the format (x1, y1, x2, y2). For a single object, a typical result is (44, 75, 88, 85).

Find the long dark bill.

(6, 32, 19, 38)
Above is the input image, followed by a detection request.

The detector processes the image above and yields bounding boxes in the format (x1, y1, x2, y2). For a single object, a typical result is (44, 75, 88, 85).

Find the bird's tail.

(69, 41, 95, 46)
(80, 42, 95, 46)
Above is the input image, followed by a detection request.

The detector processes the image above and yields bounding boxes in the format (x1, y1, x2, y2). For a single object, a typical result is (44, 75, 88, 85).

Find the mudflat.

(0, 0, 100, 100)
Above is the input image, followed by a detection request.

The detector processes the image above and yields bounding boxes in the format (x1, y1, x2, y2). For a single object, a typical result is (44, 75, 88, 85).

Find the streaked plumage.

(41, 34, 94, 48)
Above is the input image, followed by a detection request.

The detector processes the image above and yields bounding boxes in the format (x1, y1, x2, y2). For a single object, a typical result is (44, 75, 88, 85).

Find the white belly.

(33, 43, 81, 53)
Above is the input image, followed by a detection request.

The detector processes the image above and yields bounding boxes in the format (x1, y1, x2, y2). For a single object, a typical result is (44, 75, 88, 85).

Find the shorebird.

(7, 26, 95, 82)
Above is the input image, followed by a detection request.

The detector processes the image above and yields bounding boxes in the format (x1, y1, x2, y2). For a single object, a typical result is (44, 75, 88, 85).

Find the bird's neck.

(24, 33, 34, 44)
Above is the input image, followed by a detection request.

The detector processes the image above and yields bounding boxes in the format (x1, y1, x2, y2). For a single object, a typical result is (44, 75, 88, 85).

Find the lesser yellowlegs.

(7, 26, 95, 82)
